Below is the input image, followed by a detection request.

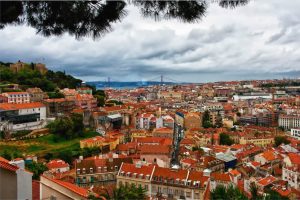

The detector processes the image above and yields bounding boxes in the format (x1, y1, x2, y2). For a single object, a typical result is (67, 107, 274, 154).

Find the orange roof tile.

(47, 159, 69, 169)
(211, 172, 231, 182)
(42, 176, 93, 198)
(0, 102, 45, 110)
(287, 153, 300, 165)
(120, 163, 155, 177)
(258, 176, 277, 187)
(0, 156, 9, 163)
(140, 145, 170, 155)
(0, 161, 19, 172)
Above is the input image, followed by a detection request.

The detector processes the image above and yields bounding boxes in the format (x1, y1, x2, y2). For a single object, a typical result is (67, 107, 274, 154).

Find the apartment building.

(117, 163, 209, 200)
(282, 153, 300, 189)
(26, 87, 48, 102)
(239, 136, 274, 147)
(279, 114, 300, 130)
(75, 156, 133, 187)
(43, 98, 76, 117)
(291, 128, 300, 140)
(2, 92, 30, 104)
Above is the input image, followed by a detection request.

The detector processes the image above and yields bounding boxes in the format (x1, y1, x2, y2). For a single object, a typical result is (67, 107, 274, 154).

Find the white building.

(291, 128, 300, 140)
(279, 114, 300, 130)
(0, 102, 47, 131)
(282, 153, 300, 189)
(233, 93, 272, 101)
(0, 158, 32, 200)
(2, 92, 30, 104)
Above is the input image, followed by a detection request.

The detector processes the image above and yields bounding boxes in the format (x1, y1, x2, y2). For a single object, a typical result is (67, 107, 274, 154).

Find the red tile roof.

(47, 159, 69, 169)
(0, 102, 45, 110)
(42, 176, 94, 198)
(120, 163, 155, 177)
(211, 172, 231, 182)
(0, 156, 9, 163)
(188, 171, 209, 187)
(257, 175, 277, 187)
(287, 153, 300, 165)
(153, 167, 188, 180)
(0, 161, 19, 172)
(140, 145, 170, 155)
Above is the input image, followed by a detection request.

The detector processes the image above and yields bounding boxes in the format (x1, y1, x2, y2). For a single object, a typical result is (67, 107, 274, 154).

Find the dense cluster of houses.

(1, 77, 300, 199)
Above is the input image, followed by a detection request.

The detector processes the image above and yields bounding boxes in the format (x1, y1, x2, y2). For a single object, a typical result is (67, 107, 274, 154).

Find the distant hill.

(0, 62, 82, 92)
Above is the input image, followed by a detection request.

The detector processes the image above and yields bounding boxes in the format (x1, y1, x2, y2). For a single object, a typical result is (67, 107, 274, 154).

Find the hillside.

(0, 62, 82, 92)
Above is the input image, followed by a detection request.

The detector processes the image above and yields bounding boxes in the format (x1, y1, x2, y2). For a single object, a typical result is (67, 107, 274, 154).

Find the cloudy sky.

(1, 0, 300, 83)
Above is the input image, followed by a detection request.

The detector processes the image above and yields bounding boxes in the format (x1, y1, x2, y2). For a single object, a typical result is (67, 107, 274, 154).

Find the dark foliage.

(0, 1, 249, 39)
(26, 162, 48, 180)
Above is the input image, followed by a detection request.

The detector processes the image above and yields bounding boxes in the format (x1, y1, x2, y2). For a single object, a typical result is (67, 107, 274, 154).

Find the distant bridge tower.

(107, 77, 111, 88)
(160, 75, 164, 85)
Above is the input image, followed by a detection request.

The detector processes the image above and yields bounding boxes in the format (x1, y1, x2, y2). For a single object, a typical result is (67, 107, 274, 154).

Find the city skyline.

(1, 0, 300, 82)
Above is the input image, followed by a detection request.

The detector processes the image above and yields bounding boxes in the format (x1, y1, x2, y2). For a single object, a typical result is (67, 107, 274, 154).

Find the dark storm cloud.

(0, 0, 300, 82)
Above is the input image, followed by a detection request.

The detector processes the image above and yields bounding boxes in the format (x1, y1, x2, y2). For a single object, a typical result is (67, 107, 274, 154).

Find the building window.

(50, 196, 57, 200)
(144, 185, 149, 191)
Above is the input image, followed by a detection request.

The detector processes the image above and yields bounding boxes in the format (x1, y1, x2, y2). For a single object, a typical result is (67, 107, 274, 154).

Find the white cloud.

(0, 0, 300, 82)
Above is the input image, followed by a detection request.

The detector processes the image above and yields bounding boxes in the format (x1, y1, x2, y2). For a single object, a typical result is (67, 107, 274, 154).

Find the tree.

(71, 113, 84, 137)
(26, 162, 48, 180)
(95, 95, 105, 107)
(250, 182, 263, 200)
(202, 110, 212, 128)
(47, 116, 74, 140)
(1, 1, 249, 39)
(274, 136, 290, 147)
(216, 112, 223, 128)
(98, 184, 147, 200)
(211, 185, 247, 200)
(219, 133, 234, 145)
(264, 189, 289, 200)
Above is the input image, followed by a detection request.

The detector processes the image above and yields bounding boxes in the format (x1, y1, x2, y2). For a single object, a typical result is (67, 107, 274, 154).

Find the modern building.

(0, 102, 47, 131)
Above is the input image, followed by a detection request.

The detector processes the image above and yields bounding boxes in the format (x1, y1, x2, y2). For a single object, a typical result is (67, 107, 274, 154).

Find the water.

(86, 81, 175, 90)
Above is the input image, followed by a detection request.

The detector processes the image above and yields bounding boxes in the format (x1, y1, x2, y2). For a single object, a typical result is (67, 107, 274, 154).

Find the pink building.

(2, 92, 30, 104)
(140, 145, 171, 168)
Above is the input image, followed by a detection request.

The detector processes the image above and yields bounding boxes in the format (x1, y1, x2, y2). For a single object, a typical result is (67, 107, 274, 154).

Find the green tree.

(95, 95, 105, 107)
(26, 162, 48, 180)
(71, 113, 84, 136)
(47, 116, 74, 140)
(211, 185, 247, 200)
(99, 184, 146, 200)
(202, 110, 212, 128)
(216, 112, 223, 128)
(265, 189, 289, 200)
(274, 136, 290, 147)
(219, 133, 234, 145)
